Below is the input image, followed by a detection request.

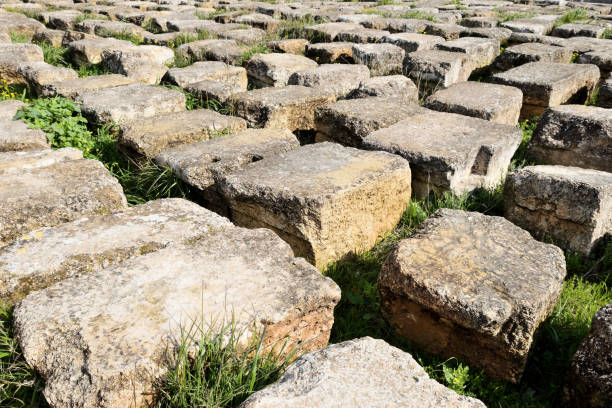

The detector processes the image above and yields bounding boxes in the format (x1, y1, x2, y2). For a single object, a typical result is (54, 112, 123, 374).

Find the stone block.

(347, 75, 418, 102)
(165, 61, 247, 89)
(288, 64, 370, 97)
(352, 44, 404, 76)
(40, 74, 137, 100)
(245, 53, 318, 87)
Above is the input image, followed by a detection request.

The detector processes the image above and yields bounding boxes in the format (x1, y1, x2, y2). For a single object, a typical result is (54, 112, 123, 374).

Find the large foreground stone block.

(528, 105, 611, 172)
(0, 153, 127, 246)
(379, 209, 566, 382)
(504, 165, 612, 255)
(219, 142, 412, 268)
(14, 223, 341, 407)
(240, 337, 485, 408)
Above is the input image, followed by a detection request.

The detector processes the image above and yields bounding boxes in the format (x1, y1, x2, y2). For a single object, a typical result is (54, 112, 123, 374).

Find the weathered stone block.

(352, 43, 404, 76)
(598, 78, 612, 108)
(0, 43, 44, 84)
(403, 49, 472, 88)
(379, 209, 566, 382)
(0, 147, 81, 175)
(552, 23, 605, 39)
(0, 118, 48, 153)
(40, 74, 137, 100)
(347, 75, 418, 102)
(67, 38, 135, 66)
(305, 42, 354, 64)
(436, 37, 500, 70)
(17, 62, 78, 95)
(176, 39, 244, 65)
(495, 43, 573, 71)
(288, 64, 369, 97)
(245, 53, 318, 87)
(381, 33, 444, 53)
(165, 61, 248, 89)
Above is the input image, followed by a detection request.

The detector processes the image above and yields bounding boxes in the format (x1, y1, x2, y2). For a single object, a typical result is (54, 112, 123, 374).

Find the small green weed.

(496, 10, 536, 23)
(555, 8, 589, 27)
(510, 118, 538, 170)
(0, 80, 31, 103)
(400, 11, 438, 22)
(9, 32, 30, 44)
(602, 28, 612, 39)
(239, 44, 272, 66)
(586, 87, 599, 106)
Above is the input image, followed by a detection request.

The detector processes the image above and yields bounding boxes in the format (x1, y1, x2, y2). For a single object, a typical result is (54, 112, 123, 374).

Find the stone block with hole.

(351, 44, 404, 76)
(379, 209, 566, 383)
(504, 165, 612, 255)
(403, 49, 473, 89)
(165, 61, 248, 89)
(364, 110, 522, 198)
(424, 81, 523, 125)
(155, 129, 300, 216)
(219, 142, 412, 268)
(288, 64, 370, 98)
(491, 62, 600, 118)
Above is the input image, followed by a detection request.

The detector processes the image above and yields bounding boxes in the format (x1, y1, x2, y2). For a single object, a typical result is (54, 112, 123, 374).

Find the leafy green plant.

(442, 361, 470, 393)
(586, 87, 599, 106)
(0, 80, 31, 103)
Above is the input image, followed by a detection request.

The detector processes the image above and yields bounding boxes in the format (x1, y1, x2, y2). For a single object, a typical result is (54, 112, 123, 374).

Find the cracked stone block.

(0, 43, 44, 84)
(119, 109, 246, 160)
(315, 97, 425, 147)
(598, 78, 612, 108)
(305, 42, 354, 64)
(0, 198, 232, 305)
(347, 75, 418, 102)
(563, 302, 612, 408)
(165, 61, 247, 89)
(176, 39, 244, 65)
(504, 165, 612, 255)
(231, 85, 335, 131)
(40, 74, 137, 100)
(67, 38, 135, 66)
(288, 64, 369, 97)
(352, 43, 404, 76)
(245, 53, 318, 87)
(364, 110, 522, 197)
(495, 43, 573, 71)
(379, 209, 566, 382)
(77, 83, 186, 125)
(155, 129, 300, 216)
(0, 155, 127, 246)
(424, 81, 523, 125)
(240, 337, 485, 408)
(267, 39, 309, 55)
(13, 220, 340, 408)
(403, 49, 473, 89)
(435, 37, 500, 70)
(501, 18, 555, 35)
(528, 105, 611, 172)
(577, 50, 612, 79)
(491, 62, 600, 118)
(101, 45, 174, 84)
(552, 24, 606, 39)
(219, 142, 412, 268)
(381, 32, 444, 53)
(17, 62, 78, 95)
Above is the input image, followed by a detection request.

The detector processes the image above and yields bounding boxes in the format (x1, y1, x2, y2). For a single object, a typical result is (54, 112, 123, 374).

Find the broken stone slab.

(504, 165, 612, 255)
(315, 97, 425, 147)
(165, 61, 247, 89)
(364, 110, 522, 198)
(528, 105, 611, 172)
(17, 62, 78, 95)
(119, 109, 247, 160)
(424, 81, 523, 126)
(552, 23, 606, 39)
(351, 43, 404, 76)
(267, 39, 309, 55)
(14, 222, 341, 407)
(67, 38, 135, 66)
(231, 85, 335, 131)
(219, 142, 412, 268)
(0, 157, 127, 246)
(378, 208, 566, 383)
(240, 337, 486, 408)
(0, 43, 44, 84)
(563, 302, 612, 408)
(77, 83, 186, 125)
(381, 32, 444, 53)
(0, 198, 233, 305)
(598, 78, 612, 109)
(347, 75, 418, 102)
(0, 147, 81, 175)
(155, 129, 300, 216)
(491, 62, 600, 118)
(435, 36, 500, 70)
(176, 39, 244, 65)
(495, 43, 573, 71)
(245, 53, 318, 88)
(403, 49, 473, 89)
(287, 64, 370, 98)
(304, 42, 354, 64)
(0, 100, 26, 121)
(0, 119, 49, 153)
(40, 74, 137, 100)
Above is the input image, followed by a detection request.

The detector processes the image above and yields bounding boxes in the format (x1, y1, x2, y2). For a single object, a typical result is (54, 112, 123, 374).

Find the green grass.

(496, 10, 537, 23)
(555, 8, 589, 27)
(9, 32, 30, 44)
(238, 44, 272, 66)
(400, 11, 438, 22)
(510, 118, 538, 170)
(602, 28, 612, 39)
(75, 12, 109, 24)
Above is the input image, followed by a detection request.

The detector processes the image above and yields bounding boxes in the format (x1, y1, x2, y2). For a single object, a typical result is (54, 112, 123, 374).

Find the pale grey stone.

(352, 43, 404, 76)
(288, 64, 369, 97)
(0, 147, 81, 175)
(0, 43, 44, 84)
(67, 38, 135, 66)
(435, 37, 500, 70)
(245, 53, 318, 88)
(347, 75, 418, 102)
(165, 61, 247, 89)
(17, 62, 78, 95)
(403, 50, 473, 89)
(176, 39, 244, 65)
(381, 33, 444, 53)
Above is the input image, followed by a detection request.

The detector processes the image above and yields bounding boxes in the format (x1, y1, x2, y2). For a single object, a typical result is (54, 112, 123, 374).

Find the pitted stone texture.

(501, 18, 555, 36)
(17, 62, 78, 95)
(101, 46, 174, 85)
(598, 79, 612, 109)
(0, 198, 232, 305)
(424, 81, 523, 126)
(240, 337, 485, 408)
(267, 39, 309, 55)
(77, 84, 186, 125)
(0, 119, 48, 153)
(0, 148, 81, 175)
(0, 157, 127, 246)
(351, 44, 404, 76)
(67, 38, 135, 66)
(176, 39, 244, 65)
(155, 129, 300, 215)
(166, 61, 248, 89)
(305, 42, 354, 64)
(495, 43, 573, 71)
(119, 109, 247, 160)
(315, 97, 425, 147)
(288, 64, 369, 97)
(435, 37, 500, 70)
(232, 85, 335, 131)
(0, 12, 44, 39)
(381, 33, 444, 53)
(185, 80, 244, 104)
(14, 224, 341, 408)
(404, 50, 473, 89)
(347, 75, 418, 102)
(379, 209, 566, 383)
(245, 53, 318, 88)
(552, 24, 606, 39)
(364, 111, 522, 198)
(504, 165, 612, 256)
(40, 75, 137, 100)
(528, 105, 611, 172)
(0, 43, 44, 84)
(219, 142, 412, 268)
(491, 62, 600, 118)
(563, 302, 612, 408)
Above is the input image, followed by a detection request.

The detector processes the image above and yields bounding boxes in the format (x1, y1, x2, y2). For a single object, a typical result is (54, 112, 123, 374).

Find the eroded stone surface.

(246, 53, 318, 87)
(288, 64, 369, 97)
(379, 209, 566, 382)
(347, 75, 418, 102)
(40, 75, 137, 100)
(165, 61, 247, 89)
